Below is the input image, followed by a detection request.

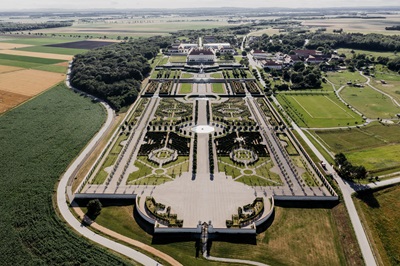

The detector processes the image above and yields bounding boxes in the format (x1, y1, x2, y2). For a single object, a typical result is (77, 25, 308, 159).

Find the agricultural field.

(340, 85, 400, 119)
(354, 185, 400, 266)
(312, 123, 400, 175)
(277, 93, 363, 128)
(337, 48, 399, 60)
(0, 83, 129, 265)
(302, 15, 400, 35)
(0, 68, 65, 113)
(370, 69, 400, 103)
(0, 49, 73, 60)
(90, 203, 348, 266)
(26, 18, 231, 38)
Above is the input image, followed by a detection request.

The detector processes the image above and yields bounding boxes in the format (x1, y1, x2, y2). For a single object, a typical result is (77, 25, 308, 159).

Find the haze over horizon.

(0, 0, 399, 11)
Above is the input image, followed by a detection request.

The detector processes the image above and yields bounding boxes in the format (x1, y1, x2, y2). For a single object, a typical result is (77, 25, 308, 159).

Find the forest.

(70, 36, 172, 110)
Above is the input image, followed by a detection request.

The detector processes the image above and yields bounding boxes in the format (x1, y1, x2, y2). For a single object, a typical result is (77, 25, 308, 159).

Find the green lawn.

(210, 72, 223, 78)
(0, 83, 128, 264)
(210, 207, 346, 266)
(181, 72, 193, 79)
(169, 56, 187, 63)
(326, 70, 367, 87)
(88, 203, 348, 266)
(354, 185, 400, 266)
(340, 85, 400, 119)
(212, 83, 225, 94)
(313, 123, 400, 175)
(179, 83, 192, 94)
(18, 45, 87, 55)
(337, 48, 399, 60)
(127, 160, 154, 183)
(277, 94, 363, 128)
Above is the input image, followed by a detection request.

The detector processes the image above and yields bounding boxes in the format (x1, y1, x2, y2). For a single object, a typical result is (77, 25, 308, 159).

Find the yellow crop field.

(0, 65, 23, 74)
(0, 69, 65, 97)
(0, 43, 33, 50)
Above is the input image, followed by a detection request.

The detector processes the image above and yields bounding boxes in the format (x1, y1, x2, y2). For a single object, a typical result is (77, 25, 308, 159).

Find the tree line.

(0, 21, 73, 32)
(70, 36, 173, 110)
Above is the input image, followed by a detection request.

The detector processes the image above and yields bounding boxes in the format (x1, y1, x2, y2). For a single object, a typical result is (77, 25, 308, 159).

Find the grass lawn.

(127, 160, 154, 183)
(354, 185, 400, 266)
(0, 83, 129, 264)
(337, 48, 399, 59)
(181, 72, 193, 79)
(371, 69, 400, 103)
(218, 156, 242, 178)
(87, 204, 226, 266)
(236, 175, 280, 186)
(179, 83, 192, 94)
(326, 70, 367, 87)
(346, 144, 400, 175)
(130, 175, 171, 185)
(210, 72, 223, 78)
(212, 83, 225, 94)
(210, 207, 346, 266)
(87, 203, 350, 266)
(340, 85, 400, 119)
(169, 56, 187, 63)
(17, 45, 87, 55)
(313, 123, 400, 175)
(277, 94, 363, 128)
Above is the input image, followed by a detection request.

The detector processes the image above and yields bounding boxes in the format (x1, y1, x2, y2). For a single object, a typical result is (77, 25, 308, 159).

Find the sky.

(1, 0, 399, 11)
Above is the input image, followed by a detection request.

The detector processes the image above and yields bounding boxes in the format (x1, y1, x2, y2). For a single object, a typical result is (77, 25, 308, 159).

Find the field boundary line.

(324, 95, 355, 118)
(290, 96, 314, 118)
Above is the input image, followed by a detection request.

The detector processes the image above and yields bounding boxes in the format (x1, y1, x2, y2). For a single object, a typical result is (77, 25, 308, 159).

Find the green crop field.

(277, 94, 363, 128)
(179, 83, 192, 94)
(355, 185, 400, 266)
(340, 85, 400, 119)
(32, 64, 68, 73)
(0, 83, 130, 265)
(18, 45, 87, 55)
(0, 37, 78, 46)
(312, 123, 400, 175)
(212, 83, 225, 94)
(0, 54, 66, 65)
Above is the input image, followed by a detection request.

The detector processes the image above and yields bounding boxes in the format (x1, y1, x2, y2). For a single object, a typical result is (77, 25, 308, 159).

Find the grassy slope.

(0, 83, 130, 265)
(91, 204, 347, 266)
(354, 185, 400, 266)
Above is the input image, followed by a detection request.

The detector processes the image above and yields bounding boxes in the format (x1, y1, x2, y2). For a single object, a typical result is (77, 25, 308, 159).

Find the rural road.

(57, 65, 161, 266)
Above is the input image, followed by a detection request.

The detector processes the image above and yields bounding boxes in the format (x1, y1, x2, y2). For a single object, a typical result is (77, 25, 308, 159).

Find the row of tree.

(70, 36, 173, 110)
(0, 21, 73, 32)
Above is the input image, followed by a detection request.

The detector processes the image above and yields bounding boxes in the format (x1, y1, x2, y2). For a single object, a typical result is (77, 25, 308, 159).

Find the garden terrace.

(154, 99, 193, 121)
(145, 196, 183, 227)
(226, 197, 264, 228)
(166, 132, 190, 155)
(212, 98, 252, 122)
(138, 132, 168, 156)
